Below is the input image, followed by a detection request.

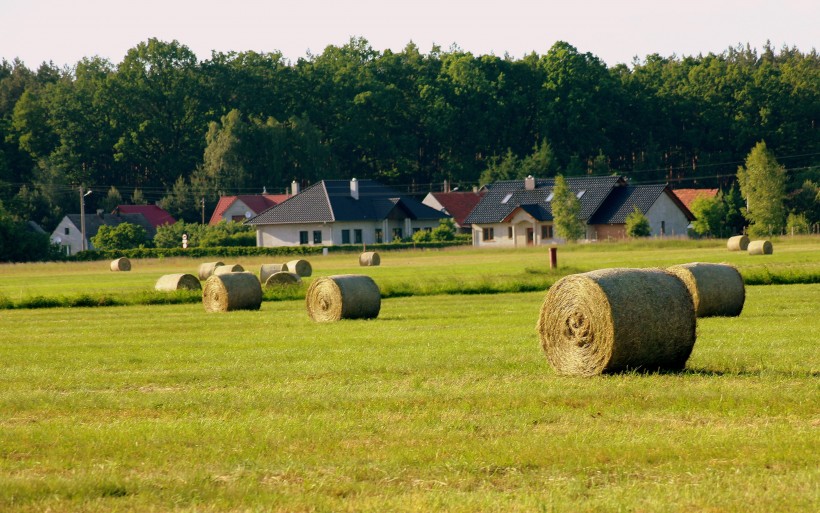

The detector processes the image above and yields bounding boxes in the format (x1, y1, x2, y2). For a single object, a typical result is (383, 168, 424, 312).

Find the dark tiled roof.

(465, 175, 625, 224)
(115, 205, 176, 228)
(247, 180, 447, 225)
(66, 213, 157, 239)
(587, 184, 668, 224)
(428, 191, 485, 226)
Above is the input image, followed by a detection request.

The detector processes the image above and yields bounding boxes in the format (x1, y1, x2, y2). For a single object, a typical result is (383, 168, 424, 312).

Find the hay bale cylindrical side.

(155, 273, 202, 292)
(537, 268, 696, 377)
(260, 263, 288, 283)
(747, 240, 773, 255)
(110, 257, 131, 272)
(264, 271, 302, 288)
(198, 261, 225, 281)
(213, 263, 245, 275)
(359, 251, 380, 267)
(666, 262, 745, 317)
(727, 235, 750, 251)
(286, 259, 312, 277)
(202, 272, 263, 312)
(305, 274, 380, 322)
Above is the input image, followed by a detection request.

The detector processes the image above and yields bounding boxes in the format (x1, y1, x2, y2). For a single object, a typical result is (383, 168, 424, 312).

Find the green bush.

(91, 223, 153, 251)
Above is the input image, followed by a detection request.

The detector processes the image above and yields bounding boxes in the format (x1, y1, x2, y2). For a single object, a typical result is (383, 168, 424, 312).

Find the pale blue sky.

(1, 0, 817, 68)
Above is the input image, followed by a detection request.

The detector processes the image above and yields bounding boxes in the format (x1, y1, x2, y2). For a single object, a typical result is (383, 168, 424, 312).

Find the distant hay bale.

(110, 257, 131, 272)
(264, 271, 302, 288)
(748, 240, 773, 255)
(198, 261, 224, 281)
(306, 274, 380, 322)
(213, 263, 245, 275)
(202, 272, 262, 312)
(286, 259, 312, 277)
(727, 235, 750, 251)
(259, 263, 288, 283)
(537, 268, 696, 377)
(666, 262, 745, 317)
(359, 251, 380, 266)
(155, 273, 202, 292)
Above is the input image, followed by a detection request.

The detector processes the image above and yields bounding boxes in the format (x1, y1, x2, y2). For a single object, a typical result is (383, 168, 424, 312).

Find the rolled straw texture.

(155, 273, 202, 291)
(264, 271, 302, 288)
(727, 235, 750, 251)
(359, 251, 380, 266)
(110, 257, 131, 271)
(537, 268, 696, 376)
(666, 262, 745, 317)
(747, 240, 773, 255)
(259, 263, 288, 283)
(202, 272, 263, 312)
(286, 259, 312, 277)
(198, 261, 224, 281)
(306, 274, 380, 322)
(213, 263, 245, 275)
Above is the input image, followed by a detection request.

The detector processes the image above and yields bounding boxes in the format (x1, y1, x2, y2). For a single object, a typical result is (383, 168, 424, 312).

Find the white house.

(51, 211, 157, 255)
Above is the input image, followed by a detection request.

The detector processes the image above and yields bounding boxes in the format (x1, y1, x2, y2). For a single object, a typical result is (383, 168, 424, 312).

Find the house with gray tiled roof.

(51, 211, 157, 255)
(246, 179, 449, 247)
(465, 175, 693, 246)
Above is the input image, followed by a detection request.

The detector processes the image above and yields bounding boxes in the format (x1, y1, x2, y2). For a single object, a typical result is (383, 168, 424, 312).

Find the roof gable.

(209, 194, 289, 225)
(672, 188, 719, 210)
(427, 191, 485, 225)
(115, 205, 176, 228)
(588, 184, 694, 224)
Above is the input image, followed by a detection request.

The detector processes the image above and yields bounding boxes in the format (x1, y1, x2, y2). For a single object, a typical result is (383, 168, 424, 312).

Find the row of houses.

(52, 176, 713, 253)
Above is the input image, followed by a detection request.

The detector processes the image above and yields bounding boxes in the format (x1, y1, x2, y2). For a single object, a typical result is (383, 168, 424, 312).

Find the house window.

(508, 227, 513, 238)
(542, 225, 553, 240)
(354, 229, 363, 244)
(392, 228, 403, 240)
(501, 193, 513, 204)
(545, 192, 554, 202)
(299, 231, 309, 245)
(661, 221, 666, 235)
(341, 229, 351, 244)
(313, 230, 322, 244)
(483, 227, 494, 241)
(375, 228, 383, 243)
(64, 227, 70, 235)
(412, 227, 420, 233)
(576, 190, 586, 199)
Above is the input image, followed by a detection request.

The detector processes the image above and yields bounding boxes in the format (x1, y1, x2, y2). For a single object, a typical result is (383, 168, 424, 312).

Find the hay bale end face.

(155, 273, 202, 292)
(213, 263, 245, 275)
(359, 251, 380, 266)
(110, 257, 131, 272)
(537, 268, 696, 377)
(748, 240, 773, 255)
(666, 262, 745, 317)
(202, 272, 263, 312)
(306, 274, 380, 322)
(264, 271, 302, 288)
(198, 261, 225, 281)
(727, 235, 750, 251)
(286, 259, 312, 277)
(259, 263, 288, 283)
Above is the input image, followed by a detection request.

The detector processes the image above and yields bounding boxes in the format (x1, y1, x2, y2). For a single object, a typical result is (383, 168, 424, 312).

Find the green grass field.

(1, 238, 818, 512)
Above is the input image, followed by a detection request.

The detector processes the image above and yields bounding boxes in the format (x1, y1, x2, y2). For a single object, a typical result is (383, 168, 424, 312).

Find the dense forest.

(0, 37, 818, 230)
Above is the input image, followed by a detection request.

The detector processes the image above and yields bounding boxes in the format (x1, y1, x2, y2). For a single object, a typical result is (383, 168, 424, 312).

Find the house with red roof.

(672, 188, 719, 211)
(422, 190, 486, 233)
(114, 204, 176, 228)
(209, 194, 290, 225)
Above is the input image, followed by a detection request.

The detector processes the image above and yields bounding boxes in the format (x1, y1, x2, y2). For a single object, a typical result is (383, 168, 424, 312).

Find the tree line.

(0, 37, 817, 235)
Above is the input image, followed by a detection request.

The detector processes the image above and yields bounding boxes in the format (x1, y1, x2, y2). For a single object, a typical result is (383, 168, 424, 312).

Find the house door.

(526, 228, 534, 246)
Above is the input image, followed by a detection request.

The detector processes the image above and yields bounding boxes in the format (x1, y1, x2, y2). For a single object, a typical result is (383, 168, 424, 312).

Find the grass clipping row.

(306, 274, 380, 322)
(666, 262, 745, 317)
(203, 272, 263, 312)
(537, 268, 696, 377)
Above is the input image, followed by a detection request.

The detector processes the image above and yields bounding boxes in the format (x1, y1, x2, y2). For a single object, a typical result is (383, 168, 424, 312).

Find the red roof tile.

(114, 205, 176, 228)
(209, 194, 290, 225)
(428, 191, 486, 226)
(672, 188, 718, 210)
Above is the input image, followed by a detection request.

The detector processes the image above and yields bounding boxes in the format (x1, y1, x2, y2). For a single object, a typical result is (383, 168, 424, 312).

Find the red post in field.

(549, 246, 558, 269)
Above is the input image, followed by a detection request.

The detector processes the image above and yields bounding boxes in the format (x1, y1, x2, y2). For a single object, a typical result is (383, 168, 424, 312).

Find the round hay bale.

(666, 262, 745, 317)
(155, 273, 202, 292)
(286, 259, 312, 277)
(202, 272, 263, 312)
(110, 257, 131, 272)
(747, 240, 773, 255)
(264, 271, 302, 288)
(306, 274, 380, 322)
(359, 251, 380, 266)
(727, 235, 750, 251)
(198, 261, 224, 281)
(213, 263, 245, 275)
(259, 263, 288, 283)
(537, 268, 696, 377)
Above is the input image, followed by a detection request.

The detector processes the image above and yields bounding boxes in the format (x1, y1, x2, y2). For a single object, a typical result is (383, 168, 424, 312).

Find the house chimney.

(350, 178, 359, 200)
(291, 180, 300, 196)
(96, 209, 104, 219)
(444, 179, 450, 193)
(524, 175, 536, 191)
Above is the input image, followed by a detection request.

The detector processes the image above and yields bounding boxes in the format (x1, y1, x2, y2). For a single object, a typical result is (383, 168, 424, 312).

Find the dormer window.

(501, 193, 513, 204)
(576, 190, 586, 199)
(545, 192, 554, 202)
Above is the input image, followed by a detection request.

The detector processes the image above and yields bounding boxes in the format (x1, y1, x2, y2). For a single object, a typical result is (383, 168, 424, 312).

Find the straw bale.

(259, 263, 288, 283)
(202, 272, 262, 312)
(359, 251, 380, 266)
(213, 263, 245, 275)
(198, 261, 224, 280)
(306, 274, 380, 322)
(666, 262, 745, 317)
(286, 259, 312, 277)
(747, 240, 773, 255)
(537, 267, 696, 376)
(110, 257, 131, 271)
(727, 235, 750, 251)
(264, 271, 302, 288)
(155, 273, 202, 291)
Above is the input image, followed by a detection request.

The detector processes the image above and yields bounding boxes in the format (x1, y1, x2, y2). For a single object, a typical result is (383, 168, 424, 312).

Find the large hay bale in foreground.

(359, 251, 380, 266)
(748, 240, 773, 255)
(537, 268, 696, 377)
(286, 259, 312, 277)
(213, 263, 245, 275)
(666, 262, 745, 317)
(202, 272, 262, 312)
(110, 257, 131, 272)
(259, 263, 288, 283)
(155, 273, 202, 292)
(306, 274, 380, 322)
(727, 235, 750, 251)
(264, 271, 302, 288)
(198, 261, 224, 281)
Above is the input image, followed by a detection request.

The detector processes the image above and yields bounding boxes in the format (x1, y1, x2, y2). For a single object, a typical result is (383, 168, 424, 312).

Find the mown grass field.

(0, 237, 818, 512)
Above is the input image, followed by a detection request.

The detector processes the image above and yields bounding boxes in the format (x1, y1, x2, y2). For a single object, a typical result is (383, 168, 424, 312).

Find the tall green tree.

(737, 141, 786, 236)
(90, 222, 151, 250)
(551, 175, 585, 242)
(690, 193, 727, 237)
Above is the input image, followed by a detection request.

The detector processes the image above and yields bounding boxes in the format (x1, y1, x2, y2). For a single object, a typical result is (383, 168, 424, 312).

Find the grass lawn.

(0, 275, 817, 511)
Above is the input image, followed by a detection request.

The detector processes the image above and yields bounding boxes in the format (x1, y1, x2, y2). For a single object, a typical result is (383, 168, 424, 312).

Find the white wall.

(255, 219, 442, 247)
(220, 199, 254, 223)
(472, 214, 557, 248)
(50, 217, 85, 255)
(646, 193, 690, 237)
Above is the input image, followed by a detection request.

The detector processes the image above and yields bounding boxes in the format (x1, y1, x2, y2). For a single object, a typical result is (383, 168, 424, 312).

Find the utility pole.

(201, 197, 205, 225)
(79, 186, 92, 251)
